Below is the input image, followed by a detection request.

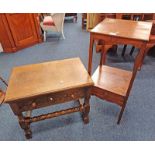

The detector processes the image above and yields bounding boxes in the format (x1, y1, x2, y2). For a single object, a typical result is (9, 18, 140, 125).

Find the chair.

(87, 13, 116, 32)
(91, 43, 145, 124)
(82, 13, 87, 29)
(0, 76, 7, 105)
(95, 14, 117, 53)
(65, 13, 77, 22)
(130, 19, 155, 57)
(115, 14, 144, 57)
(134, 20, 155, 67)
(117, 14, 155, 57)
(96, 14, 147, 56)
(40, 13, 65, 41)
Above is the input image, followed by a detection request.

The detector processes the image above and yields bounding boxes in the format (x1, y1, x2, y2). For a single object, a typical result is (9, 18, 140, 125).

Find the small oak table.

(5, 58, 93, 139)
(88, 18, 153, 74)
(88, 18, 152, 124)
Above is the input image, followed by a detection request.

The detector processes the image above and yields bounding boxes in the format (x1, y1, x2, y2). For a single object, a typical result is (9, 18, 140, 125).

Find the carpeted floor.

(0, 14, 155, 141)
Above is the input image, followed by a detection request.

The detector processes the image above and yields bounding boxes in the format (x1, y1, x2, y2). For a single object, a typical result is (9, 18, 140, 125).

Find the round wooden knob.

(71, 94, 74, 98)
(32, 102, 37, 108)
(50, 97, 53, 101)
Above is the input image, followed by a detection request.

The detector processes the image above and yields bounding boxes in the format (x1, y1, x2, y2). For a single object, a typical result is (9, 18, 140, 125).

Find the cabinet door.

(0, 14, 16, 52)
(5, 13, 39, 48)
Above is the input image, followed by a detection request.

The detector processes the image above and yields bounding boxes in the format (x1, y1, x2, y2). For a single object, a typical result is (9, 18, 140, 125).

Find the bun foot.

(83, 116, 89, 124)
(25, 131, 32, 139)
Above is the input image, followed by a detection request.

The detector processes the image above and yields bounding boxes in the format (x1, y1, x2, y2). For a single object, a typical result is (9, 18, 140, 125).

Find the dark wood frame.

(88, 23, 149, 123)
(8, 86, 92, 139)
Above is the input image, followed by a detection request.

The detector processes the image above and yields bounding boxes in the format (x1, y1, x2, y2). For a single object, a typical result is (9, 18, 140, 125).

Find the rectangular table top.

(91, 18, 152, 41)
(5, 57, 93, 102)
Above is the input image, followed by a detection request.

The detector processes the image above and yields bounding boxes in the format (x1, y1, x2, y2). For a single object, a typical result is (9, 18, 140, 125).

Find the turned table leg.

(17, 114, 32, 139)
(82, 91, 90, 124)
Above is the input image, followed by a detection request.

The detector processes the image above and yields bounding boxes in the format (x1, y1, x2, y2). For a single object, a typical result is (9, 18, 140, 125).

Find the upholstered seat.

(42, 16, 55, 26)
(40, 13, 65, 41)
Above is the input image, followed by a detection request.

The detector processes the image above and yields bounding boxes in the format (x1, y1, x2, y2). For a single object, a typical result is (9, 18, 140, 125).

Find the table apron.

(9, 87, 91, 115)
(91, 33, 146, 48)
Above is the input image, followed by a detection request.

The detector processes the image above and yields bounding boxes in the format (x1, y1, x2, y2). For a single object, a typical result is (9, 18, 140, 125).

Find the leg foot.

(82, 92, 90, 124)
(83, 115, 89, 124)
(62, 31, 65, 39)
(18, 114, 32, 139)
(117, 105, 126, 125)
(25, 130, 32, 139)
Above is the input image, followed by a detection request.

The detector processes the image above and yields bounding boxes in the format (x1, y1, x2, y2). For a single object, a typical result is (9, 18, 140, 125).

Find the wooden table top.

(91, 18, 153, 41)
(5, 57, 93, 102)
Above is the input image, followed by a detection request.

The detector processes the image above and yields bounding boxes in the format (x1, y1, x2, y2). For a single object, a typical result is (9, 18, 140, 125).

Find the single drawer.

(13, 87, 87, 112)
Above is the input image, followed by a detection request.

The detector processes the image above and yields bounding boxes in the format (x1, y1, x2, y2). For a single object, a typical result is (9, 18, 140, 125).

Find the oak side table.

(5, 57, 93, 139)
(88, 18, 153, 74)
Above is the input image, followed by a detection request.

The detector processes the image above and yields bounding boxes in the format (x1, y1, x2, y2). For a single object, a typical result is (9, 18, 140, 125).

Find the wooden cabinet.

(0, 14, 16, 52)
(0, 13, 42, 52)
(86, 13, 116, 30)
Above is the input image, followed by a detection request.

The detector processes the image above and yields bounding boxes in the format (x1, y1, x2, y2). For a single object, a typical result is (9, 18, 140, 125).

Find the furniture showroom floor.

(0, 14, 155, 140)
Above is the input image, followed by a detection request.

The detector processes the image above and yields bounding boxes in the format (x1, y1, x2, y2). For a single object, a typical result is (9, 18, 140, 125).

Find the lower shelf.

(91, 65, 132, 97)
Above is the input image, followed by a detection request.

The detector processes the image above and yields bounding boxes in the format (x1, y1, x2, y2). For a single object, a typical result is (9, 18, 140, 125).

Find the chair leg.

(122, 45, 127, 57)
(43, 31, 46, 42)
(117, 102, 127, 124)
(73, 16, 77, 23)
(62, 31, 65, 39)
(130, 46, 135, 56)
(82, 18, 85, 29)
(75, 16, 77, 22)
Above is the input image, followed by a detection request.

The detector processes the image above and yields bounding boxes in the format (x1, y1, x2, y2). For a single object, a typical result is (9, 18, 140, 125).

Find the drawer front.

(36, 88, 86, 106)
(13, 87, 87, 113)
